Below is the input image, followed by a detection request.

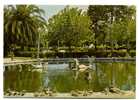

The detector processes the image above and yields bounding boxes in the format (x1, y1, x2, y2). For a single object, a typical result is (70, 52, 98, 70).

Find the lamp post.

(37, 28, 41, 64)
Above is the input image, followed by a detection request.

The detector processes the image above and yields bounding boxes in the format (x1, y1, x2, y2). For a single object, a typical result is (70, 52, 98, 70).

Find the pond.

(4, 62, 135, 93)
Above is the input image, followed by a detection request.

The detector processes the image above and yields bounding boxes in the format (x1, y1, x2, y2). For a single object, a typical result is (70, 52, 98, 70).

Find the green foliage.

(47, 6, 94, 49)
(127, 18, 136, 41)
(4, 5, 46, 56)
(4, 5, 136, 58)
(14, 49, 135, 58)
(39, 28, 48, 48)
(87, 5, 136, 50)
(130, 50, 136, 57)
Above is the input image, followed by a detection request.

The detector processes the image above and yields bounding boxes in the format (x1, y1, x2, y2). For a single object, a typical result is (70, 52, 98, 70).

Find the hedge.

(14, 49, 136, 58)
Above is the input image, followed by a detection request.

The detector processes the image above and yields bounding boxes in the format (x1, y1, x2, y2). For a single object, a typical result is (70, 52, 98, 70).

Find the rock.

(76, 90, 83, 94)
(70, 90, 94, 97)
(104, 87, 110, 95)
(10, 91, 16, 96)
(71, 90, 79, 96)
(53, 88, 57, 93)
(5, 89, 12, 96)
(88, 91, 93, 95)
(34, 92, 40, 97)
(20, 90, 26, 96)
(40, 92, 45, 97)
(16, 92, 20, 96)
(43, 88, 54, 96)
(109, 86, 121, 94)
(4, 92, 11, 96)
(47, 91, 53, 96)
(123, 91, 135, 96)
(82, 91, 88, 96)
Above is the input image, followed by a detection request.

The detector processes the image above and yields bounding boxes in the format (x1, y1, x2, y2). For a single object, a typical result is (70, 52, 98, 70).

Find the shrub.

(14, 49, 135, 58)
(130, 50, 136, 57)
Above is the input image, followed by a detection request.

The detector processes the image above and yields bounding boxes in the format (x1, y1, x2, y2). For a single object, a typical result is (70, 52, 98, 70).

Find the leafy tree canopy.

(4, 5, 46, 56)
(47, 6, 94, 49)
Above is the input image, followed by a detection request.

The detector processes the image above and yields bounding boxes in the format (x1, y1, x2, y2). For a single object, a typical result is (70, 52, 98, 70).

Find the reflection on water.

(4, 65, 42, 92)
(4, 62, 135, 93)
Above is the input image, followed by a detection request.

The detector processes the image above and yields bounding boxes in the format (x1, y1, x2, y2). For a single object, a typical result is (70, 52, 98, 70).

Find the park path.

(4, 57, 36, 64)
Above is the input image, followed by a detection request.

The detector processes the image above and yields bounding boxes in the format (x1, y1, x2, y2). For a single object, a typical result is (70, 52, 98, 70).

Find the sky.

(39, 5, 88, 20)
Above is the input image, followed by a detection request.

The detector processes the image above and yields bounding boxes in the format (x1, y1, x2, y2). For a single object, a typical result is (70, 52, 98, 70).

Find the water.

(4, 62, 135, 93)
(4, 64, 42, 92)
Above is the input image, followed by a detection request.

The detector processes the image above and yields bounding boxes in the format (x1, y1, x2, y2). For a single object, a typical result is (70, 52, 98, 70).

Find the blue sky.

(39, 5, 88, 20)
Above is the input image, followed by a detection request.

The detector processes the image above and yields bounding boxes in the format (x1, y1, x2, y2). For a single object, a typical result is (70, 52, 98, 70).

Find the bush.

(88, 49, 129, 57)
(14, 51, 57, 58)
(112, 50, 127, 57)
(130, 50, 136, 57)
(14, 51, 36, 57)
(14, 49, 136, 58)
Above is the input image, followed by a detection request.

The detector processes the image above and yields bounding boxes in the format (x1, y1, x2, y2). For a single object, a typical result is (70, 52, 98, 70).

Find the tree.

(127, 7, 136, 50)
(105, 6, 136, 52)
(87, 5, 136, 52)
(4, 5, 46, 57)
(47, 6, 93, 52)
(40, 28, 48, 48)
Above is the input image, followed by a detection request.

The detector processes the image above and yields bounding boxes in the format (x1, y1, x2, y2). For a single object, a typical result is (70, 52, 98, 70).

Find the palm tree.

(4, 5, 46, 57)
